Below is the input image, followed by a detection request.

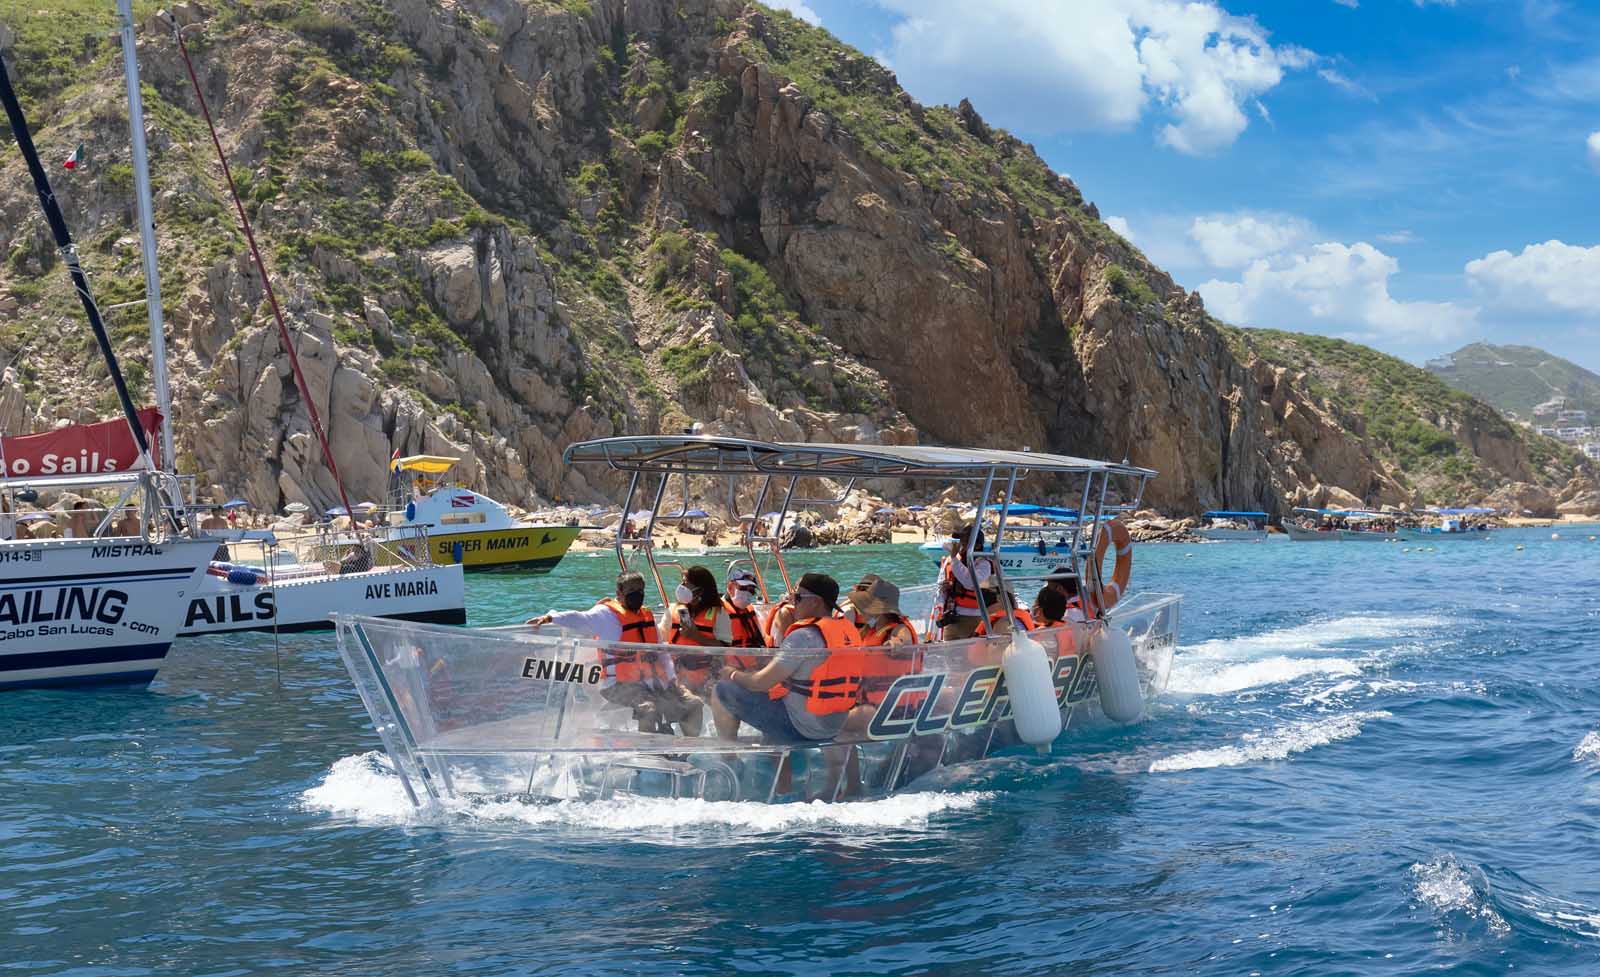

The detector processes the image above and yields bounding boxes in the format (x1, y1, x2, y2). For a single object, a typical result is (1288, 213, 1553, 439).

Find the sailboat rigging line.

(167, 18, 358, 530)
(0, 52, 181, 531)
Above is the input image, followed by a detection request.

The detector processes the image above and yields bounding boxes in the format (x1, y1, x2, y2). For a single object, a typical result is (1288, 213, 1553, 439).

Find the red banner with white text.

(0, 408, 161, 477)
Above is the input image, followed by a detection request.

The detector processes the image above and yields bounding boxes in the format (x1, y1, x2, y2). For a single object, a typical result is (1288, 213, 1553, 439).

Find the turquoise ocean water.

(3, 528, 1599, 975)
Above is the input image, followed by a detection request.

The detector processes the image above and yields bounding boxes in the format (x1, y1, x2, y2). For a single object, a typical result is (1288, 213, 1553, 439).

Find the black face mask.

(621, 591, 646, 612)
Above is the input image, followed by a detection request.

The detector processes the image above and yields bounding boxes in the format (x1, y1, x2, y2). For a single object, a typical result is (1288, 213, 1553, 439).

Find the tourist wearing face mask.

(667, 565, 732, 693)
(527, 570, 704, 736)
(721, 567, 768, 663)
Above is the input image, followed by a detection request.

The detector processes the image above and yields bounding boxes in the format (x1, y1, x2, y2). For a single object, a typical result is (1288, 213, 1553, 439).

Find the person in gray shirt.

(711, 572, 851, 744)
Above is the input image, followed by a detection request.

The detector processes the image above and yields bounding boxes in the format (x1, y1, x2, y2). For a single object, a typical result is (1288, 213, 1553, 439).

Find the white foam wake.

(1167, 655, 1362, 695)
(1575, 731, 1600, 763)
(1410, 854, 1510, 937)
(1148, 710, 1391, 773)
(301, 752, 992, 836)
(1180, 614, 1444, 660)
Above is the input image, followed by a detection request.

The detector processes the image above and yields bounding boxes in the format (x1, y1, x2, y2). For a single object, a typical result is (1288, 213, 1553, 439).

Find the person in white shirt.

(527, 571, 704, 736)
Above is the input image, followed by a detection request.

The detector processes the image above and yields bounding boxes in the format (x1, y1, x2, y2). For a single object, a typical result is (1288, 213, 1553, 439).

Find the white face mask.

(675, 583, 695, 604)
(730, 590, 755, 609)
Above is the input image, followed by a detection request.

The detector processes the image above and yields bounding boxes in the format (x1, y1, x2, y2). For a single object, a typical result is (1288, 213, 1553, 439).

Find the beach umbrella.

(222, 498, 249, 508)
(284, 502, 310, 514)
(15, 512, 52, 523)
(626, 509, 654, 523)
(355, 501, 379, 511)
(906, 505, 927, 511)
(874, 506, 896, 514)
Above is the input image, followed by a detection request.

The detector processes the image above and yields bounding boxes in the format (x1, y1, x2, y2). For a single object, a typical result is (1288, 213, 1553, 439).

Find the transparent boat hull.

(334, 592, 1180, 808)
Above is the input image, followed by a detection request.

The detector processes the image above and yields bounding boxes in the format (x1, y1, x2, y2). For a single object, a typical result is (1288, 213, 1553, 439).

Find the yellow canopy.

(395, 454, 460, 475)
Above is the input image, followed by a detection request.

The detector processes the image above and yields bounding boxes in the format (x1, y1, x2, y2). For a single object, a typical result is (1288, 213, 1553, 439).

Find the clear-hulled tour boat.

(335, 437, 1182, 808)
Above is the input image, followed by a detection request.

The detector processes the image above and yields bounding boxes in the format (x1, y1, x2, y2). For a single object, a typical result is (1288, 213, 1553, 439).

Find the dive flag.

(388, 448, 401, 473)
(63, 143, 84, 170)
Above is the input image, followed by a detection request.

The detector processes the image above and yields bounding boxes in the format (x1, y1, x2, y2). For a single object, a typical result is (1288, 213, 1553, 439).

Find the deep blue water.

(3, 528, 1599, 976)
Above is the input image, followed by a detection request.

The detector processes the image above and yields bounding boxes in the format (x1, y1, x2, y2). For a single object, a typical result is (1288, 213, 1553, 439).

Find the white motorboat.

(0, 472, 216, 688)
(335, 437, 1182, 808)
(1195, 510, 1270, 541)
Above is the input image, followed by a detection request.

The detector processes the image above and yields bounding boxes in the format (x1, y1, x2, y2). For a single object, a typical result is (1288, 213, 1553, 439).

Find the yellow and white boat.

(389, 455, 582, 573)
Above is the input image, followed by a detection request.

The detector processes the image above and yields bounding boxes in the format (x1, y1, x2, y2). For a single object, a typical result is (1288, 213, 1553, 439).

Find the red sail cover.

(0, 408, 161, 477)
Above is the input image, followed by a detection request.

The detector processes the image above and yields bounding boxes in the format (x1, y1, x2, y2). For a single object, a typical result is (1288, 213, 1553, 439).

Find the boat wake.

(1148, 710, 1391, 773)
(1574, 731, 1600, 764)
(301, 752, 993, 837)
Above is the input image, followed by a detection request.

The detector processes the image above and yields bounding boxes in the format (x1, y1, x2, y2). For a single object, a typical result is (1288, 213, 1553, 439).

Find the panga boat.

(389, 455, 582, 572)
(1404, 507, 1496, 540)
(1195, 510, 1269, 541)
(1287, 508, 1402, 542)
(335, 437, 1182, 808)
(917, 504, 1087, 572)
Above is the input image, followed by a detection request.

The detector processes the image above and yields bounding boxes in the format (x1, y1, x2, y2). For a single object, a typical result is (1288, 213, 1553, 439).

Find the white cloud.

(1199, 241, 1476, 343)
(874, 0, 1314, 155)
(767, 0, 821, 26)
(1318, 68, 1373, 99)
(1188, 212, 1316, 268)
(1105, 215, 1134, 240)
(1331, 0, 1358, 7)
(1376, 230, 1419, 244)
(1588, 130, 1600, 170)
(1465, 240, 1600, 311)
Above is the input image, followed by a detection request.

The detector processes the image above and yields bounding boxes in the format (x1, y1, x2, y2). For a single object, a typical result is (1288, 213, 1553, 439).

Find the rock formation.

(0, 0, 1591, 518)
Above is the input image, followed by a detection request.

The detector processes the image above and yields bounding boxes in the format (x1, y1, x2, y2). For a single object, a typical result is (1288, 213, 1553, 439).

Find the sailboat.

(0, 46, 215, 689)
(104, 3, 465, 635)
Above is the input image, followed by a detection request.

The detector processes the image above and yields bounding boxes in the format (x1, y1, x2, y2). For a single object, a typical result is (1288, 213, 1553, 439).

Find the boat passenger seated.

(667, 565, 732, 693)
(325, 542, 373, 575)
(711, 572, 861, 745)
(527, 571, 704, 736)
(843, 574, 919, 733)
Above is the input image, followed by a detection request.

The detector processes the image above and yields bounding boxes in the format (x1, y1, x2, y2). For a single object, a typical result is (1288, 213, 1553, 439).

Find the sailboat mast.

(116, 0, 175, 474)
(0, 53, 157, 477)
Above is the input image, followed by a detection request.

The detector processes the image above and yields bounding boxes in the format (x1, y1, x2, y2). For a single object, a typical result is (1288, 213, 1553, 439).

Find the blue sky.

(769, 0, 1600, 373)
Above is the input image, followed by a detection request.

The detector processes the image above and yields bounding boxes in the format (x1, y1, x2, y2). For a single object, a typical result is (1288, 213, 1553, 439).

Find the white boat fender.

(1089, 625, 1144, 724)
(1002, 631, 1061, 752)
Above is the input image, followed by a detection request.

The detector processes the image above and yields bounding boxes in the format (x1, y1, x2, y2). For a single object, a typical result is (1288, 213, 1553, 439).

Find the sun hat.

(845, 574, 901, 617)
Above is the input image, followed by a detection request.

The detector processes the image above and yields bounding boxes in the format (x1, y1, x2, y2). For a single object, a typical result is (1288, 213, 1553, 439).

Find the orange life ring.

(1088, 517, 1133, 614)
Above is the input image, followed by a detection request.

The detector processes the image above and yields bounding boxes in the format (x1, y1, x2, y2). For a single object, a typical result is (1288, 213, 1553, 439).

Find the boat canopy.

(564, 436, 1157, 480)
(1203, 510, 1268, 519)
(394, 454, 460, 475)
(1427, 506, 1496, 515)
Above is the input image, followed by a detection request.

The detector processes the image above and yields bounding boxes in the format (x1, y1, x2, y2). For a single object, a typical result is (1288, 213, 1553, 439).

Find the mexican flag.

(63, 143, 84, 170)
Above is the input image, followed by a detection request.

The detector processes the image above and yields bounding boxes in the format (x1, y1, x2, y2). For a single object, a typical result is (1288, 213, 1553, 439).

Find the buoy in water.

(1401, 547, 1410, 553)
(1089, 625, 1144, 724)
(1551, 533, 1560, 540)
(1003, 632, 1062, 751)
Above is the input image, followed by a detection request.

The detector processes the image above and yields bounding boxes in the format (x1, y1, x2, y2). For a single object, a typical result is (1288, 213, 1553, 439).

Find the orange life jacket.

(857, 615, 920, 706)
(597, 597, 667, 685)
(939, 557, 981, 611)
(668, 604, 724, 687)
(778, 616, 864, 716)
(1034, 615, 1077, 658)
(977, 606, 1035, 635)
(722, 597, 769, 672)
(761, 599, 795, 647)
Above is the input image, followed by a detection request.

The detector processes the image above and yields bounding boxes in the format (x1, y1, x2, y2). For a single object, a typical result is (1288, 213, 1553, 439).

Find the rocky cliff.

(0, 0, 1593, 516)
